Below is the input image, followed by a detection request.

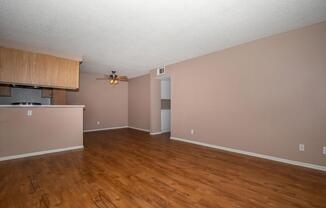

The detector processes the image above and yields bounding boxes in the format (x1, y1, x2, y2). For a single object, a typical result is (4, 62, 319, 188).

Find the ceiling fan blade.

(117, 76, 128, 81)
(117, 78, 128, 82)
(96, 78, 107, 80)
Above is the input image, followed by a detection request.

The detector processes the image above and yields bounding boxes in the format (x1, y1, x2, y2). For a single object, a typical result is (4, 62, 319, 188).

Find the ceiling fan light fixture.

(97, 70, 127, 86)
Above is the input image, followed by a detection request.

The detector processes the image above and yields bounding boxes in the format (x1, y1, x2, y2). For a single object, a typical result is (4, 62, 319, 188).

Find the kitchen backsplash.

(0, 87, 51, 105)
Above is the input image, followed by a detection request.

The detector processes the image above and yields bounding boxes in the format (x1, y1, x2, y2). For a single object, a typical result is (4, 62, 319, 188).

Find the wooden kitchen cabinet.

(0, 47, 79, 89)
(0, 48, 35, 85)
(0, 85, 11, 97)
(52, 89, 67, 105)
(41, 88, 53, 98)
(41, 88, 67, 105)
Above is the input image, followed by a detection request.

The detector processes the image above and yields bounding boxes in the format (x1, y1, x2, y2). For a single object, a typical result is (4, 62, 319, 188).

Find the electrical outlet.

(323, 147, 326, 155)
(190, 129, 194, 135)
(27, 110, 32, 117)
(97, 121, 100, 125)
(299, 144, 305, 152)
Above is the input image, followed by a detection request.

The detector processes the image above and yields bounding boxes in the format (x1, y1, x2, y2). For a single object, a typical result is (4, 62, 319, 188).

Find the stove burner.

(11, 102, 42, 106)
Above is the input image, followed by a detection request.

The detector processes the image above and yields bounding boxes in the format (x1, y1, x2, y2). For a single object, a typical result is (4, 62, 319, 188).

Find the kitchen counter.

(0, 105, 85, 108)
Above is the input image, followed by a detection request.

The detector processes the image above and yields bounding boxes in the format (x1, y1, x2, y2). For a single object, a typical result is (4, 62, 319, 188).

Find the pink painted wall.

(128, 74, 150, 130)
(128, 71, 161, 133)
(150, 70, 161, 133)
(67, 72, 128, 130)
(0, 107, 83, 157)
(168, 22, 326, 166)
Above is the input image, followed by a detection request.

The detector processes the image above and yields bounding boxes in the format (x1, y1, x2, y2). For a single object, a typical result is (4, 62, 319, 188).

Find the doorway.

(160, 78, 171, 133)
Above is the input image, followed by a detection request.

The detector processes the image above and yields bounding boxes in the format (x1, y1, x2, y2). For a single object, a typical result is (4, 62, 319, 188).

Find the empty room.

(1, 0, 326, 207)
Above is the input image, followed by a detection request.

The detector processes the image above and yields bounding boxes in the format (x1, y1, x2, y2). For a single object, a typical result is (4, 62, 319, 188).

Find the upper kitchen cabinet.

(0, 47, 80, 89)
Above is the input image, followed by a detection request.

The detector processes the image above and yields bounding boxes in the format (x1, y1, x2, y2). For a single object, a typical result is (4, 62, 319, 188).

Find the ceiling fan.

(96, 71, 128, 85)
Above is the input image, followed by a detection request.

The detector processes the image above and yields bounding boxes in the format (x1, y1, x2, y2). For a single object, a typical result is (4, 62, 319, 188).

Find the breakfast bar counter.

(0, 105, 85, 108)
(0, 105, 85, 160)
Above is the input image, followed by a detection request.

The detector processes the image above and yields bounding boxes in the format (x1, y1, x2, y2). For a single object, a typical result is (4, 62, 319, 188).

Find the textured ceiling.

(1, 0, 326, 77)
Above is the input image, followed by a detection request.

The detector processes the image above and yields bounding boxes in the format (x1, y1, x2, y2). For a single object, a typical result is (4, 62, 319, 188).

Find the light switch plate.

(323, 147, 326, 155)
(299, 144, 304, 152)
(27, 110, 32, 117)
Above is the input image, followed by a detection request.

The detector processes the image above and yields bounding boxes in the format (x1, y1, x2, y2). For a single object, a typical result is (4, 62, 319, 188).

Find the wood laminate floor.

(0, 128, 325, 208)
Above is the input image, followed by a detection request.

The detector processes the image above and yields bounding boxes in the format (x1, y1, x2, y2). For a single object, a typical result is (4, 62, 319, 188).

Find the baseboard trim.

(150, 130, 170, 135)
(84, 126, 150, 133)
(128, 126, 150, 132)
(84, 126, 128, 132)
(170, 137, 326, 172)
(0, 145, 84, 162)
(150, 132, 162, 135)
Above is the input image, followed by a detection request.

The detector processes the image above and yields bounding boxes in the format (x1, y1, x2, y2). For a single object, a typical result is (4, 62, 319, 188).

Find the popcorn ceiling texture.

(0, 0, 326, 77)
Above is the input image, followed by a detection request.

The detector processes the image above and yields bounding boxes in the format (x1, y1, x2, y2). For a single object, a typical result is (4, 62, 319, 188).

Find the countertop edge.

(0, 105, 85, 108)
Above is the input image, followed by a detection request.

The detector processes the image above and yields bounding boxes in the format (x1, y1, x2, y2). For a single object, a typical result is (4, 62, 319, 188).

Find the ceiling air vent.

(157, 67, 166, 76)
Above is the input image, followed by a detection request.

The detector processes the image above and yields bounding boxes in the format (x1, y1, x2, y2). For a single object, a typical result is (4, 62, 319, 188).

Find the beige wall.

(128, 74, 150, 130)
(0, 107, 83, 157)
(150, 70, 161, 133)
(168, 22, 326, 166)
(67, 72, 128, 130)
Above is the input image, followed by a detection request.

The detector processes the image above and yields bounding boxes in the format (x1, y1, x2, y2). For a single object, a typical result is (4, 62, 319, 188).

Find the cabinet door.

(33, 53, 79, 89)
(56, 58, 79, 89)
(41, 88, 53, 98)
(52, 89, 66, 105)
(0, 85, 11, 97)
(0, 47, 35, 85)
(33, 53, 59, 87)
